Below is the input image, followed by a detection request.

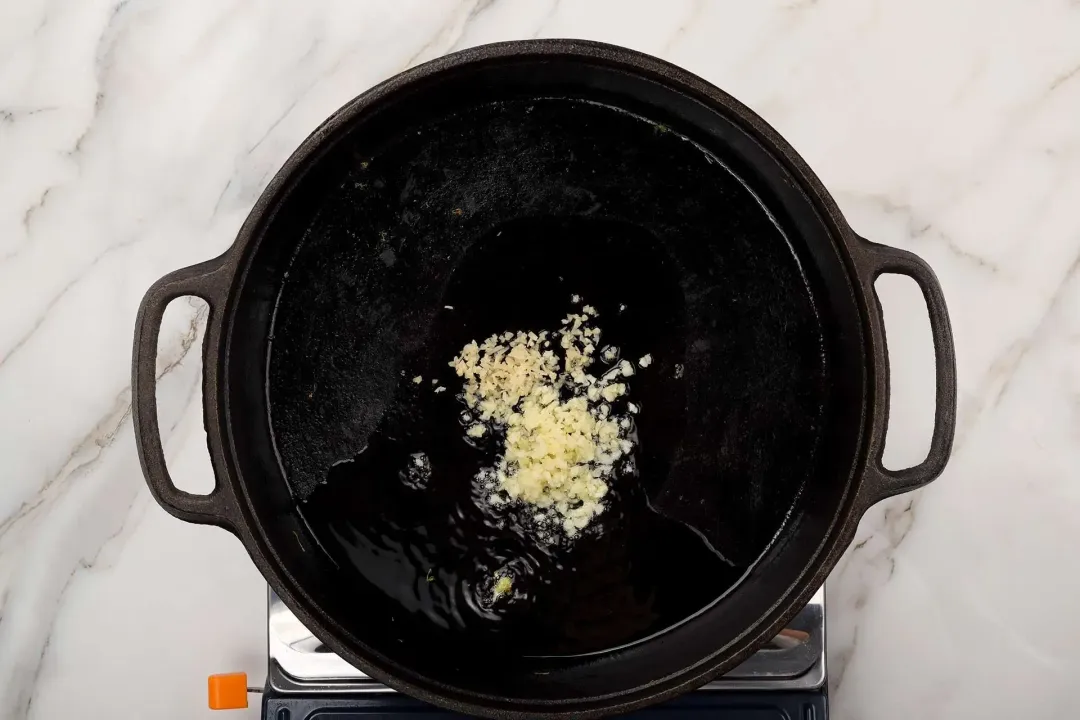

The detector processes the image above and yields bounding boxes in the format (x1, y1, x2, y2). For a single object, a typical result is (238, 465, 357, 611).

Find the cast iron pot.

(133, 40, 956, 718)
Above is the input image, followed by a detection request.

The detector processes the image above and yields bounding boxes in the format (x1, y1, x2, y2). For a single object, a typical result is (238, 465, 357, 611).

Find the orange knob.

(208, 672, 249, 710)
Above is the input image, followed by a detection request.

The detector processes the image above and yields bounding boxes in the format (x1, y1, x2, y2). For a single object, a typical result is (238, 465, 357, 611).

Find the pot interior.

(224, 49, 867, 706)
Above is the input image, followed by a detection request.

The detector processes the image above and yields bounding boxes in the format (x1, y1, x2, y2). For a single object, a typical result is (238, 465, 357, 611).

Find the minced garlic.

(450, 303, 639, 537)
(492, 574, 513, 601)
(601, 383, 625, 402)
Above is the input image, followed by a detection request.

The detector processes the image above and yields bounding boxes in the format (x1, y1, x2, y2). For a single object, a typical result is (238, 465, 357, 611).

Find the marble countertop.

(2, 1, 1079, 718)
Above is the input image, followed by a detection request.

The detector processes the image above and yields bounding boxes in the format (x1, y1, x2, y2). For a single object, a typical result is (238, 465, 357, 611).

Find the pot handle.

(132, 255, 238, 529)
(855, 237, 957, 507)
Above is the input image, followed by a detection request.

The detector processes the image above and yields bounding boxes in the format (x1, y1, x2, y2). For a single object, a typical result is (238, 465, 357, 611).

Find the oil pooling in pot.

(310, 378, 734, 656)
(299, 224, 742, 657)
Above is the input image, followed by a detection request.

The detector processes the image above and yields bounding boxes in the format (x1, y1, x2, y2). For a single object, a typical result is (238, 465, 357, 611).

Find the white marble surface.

(2, 0, 1079, 717)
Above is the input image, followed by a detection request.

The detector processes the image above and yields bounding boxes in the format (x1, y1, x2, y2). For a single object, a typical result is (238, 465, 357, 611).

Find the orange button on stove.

(208, 672, 249, 710)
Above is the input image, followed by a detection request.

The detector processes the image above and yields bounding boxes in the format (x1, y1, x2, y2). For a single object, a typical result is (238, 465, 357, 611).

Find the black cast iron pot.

(132, 40, 956, 718)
